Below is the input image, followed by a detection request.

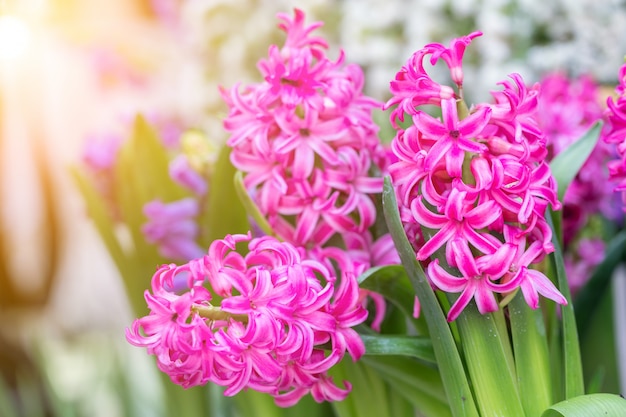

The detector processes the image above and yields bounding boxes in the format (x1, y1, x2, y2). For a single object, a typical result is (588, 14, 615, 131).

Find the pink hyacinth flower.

(386, 32, 566, 319)
(223, 9, 386, 248)
(424, 31, 482, 87)
(126, 233, 368, 406)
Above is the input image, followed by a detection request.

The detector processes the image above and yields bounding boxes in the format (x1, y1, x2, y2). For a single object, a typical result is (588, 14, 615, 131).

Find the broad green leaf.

(233, 389, 331, 417)
(550, 121, 603, 203)
(361, 356, 453, 416)
(509, 291, 553, 416)
(114, 115, 186, 263)
(160, 374, 212, 417)
(358, 265, 427, 335)
(361, 334, 435, 364)
(361, 356, 446, 404)
(201, 146, 250, 245)
(382, 177, 479, 417)
(385, 381, 452, 417)
(387, 386, 416, 417)
(331, 359, 391, 417)
(547, 213, 585, 399)
(574, 230, 626, 336)
(454, 304, 526, 417)
(541, 393, 626, 417)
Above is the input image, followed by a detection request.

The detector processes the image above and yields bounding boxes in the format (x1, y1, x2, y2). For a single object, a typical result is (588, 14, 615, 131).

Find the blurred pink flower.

(603, 63, 626, 210)
(537, 72, 614, 244)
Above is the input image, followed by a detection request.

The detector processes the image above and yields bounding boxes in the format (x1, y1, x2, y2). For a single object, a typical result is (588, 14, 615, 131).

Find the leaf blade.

(382, 177, 479, 417)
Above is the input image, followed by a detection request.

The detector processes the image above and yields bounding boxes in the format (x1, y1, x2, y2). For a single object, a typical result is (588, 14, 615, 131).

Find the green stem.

(192, 304, 249, 323)
(382, 178, 479, 417)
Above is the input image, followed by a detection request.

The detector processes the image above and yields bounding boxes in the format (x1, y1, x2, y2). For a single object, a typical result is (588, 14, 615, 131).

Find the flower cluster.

(535, 72, 616, 293)
(221, 9, 386, 249)
(126, 233, 367, 406)
(604, 62, 626, 211)
(385, 33, 567, 321)
(537, 72, 614, 243)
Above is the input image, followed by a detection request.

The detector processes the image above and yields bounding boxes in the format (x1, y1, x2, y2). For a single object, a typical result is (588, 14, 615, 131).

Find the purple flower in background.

(142, 198, 204, 261)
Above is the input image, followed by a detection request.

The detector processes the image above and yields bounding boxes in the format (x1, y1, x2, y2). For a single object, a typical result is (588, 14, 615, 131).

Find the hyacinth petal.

(479, 243, 516, 277)
(292, 143, 316, 179)
(450, 239, 479, 278)
(458, 105, 492, 138)
(427, 259, 467, 292)
(424, 137, 454, 171)
(294, 207, 320, 244)
(465, 200, 501, 229)
(473, 282, 499, 315)
(440, 97, 460, 131)
(409, 197, 447, 228)
(340, 328, 367, 360)
(416, 223, 456, 260)
(223, 361, 254, 397)
(526, 269, 568, 306)
(446, 283, 475, 322)
(446, 146, 465, 177)
(311, 377, 351, 403)
(415, 110, 449, 138)
(519, 271, 540, 309)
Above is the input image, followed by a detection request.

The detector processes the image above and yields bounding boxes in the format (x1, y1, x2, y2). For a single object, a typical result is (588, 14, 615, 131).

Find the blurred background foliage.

(1, 0, 626, 416)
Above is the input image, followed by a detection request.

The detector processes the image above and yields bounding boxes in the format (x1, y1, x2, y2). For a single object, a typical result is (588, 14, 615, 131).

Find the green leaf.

(550, 121, 603, 203)
(358, 265, 427, 335)
(114, 116, 188, 258)
(386, 385, 416, 417)
(331, 359, 391, 417)
(361, 356, 453, 417)
(201, 146, 250, 245)
(509, 291, 553, 416)
(454, 305, 526, 417)
(361, 356, 447, 404)
(382, 177, 479, 417)
(574, 230, 626, 336)
(541, 393, 626, 417)
(547, 213, 585, 399)
(233, 170, 276, 238)
(361, 334, 435, 364)
(71, 167, 149, 316)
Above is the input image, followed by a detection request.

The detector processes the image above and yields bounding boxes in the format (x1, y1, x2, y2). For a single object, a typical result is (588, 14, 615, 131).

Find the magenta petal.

(527, 270, 567, 305)
(427, 259, 467, 292)
(449, 239, 479, 278)
(416, 223, 456, 260)
(446, 285, 475, 322)
(473, 282, 499, 314)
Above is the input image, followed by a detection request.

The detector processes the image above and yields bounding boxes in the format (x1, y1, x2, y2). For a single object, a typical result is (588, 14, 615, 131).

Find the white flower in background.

(334, 0, 626, 103)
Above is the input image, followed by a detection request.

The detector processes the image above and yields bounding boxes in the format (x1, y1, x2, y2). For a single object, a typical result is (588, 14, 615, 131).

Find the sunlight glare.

(0, 14, 32, 62)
